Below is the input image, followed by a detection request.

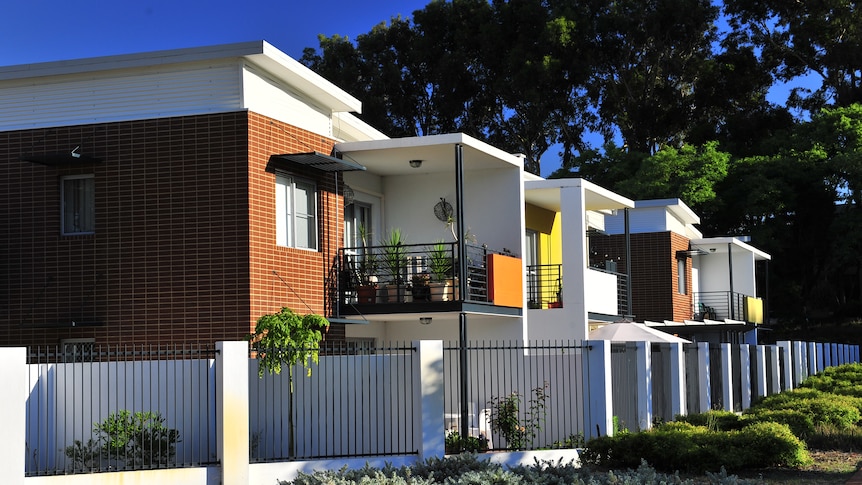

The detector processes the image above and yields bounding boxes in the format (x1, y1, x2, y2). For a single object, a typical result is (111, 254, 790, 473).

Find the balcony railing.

(526, 264, 562, 309)
(694, 291, 763, 323)
(337, 242, 497, 308)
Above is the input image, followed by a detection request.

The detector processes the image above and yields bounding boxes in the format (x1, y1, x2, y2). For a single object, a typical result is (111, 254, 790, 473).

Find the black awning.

(270, 151, 365, 173)
(20, 151, 101, 166)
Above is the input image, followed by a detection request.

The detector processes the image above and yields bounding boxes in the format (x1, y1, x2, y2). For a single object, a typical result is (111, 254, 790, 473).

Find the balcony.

(526, 264, 629, 316)
(336, 242, 522, 316)
(694, 291, 764, 324)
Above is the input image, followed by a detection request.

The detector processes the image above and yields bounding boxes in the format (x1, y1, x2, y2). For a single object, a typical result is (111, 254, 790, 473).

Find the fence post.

(753, 345, 767, 400)
(776, 341, 793, 390)
(807, 342, 818, 376)
(584, 340, 613, 439)
(0, 347, 25, 485)
(413, 340, 445, 459)
(738, 345, 751, 410)
(667, 342, 686, 418)
(797, 342, 808, 384)
(635, 341, 652, 431)
(767, 345, 781, 395)
(696, 342, 711, 413)
(718, 343, 733, 411)
(216, 341, 249, 485)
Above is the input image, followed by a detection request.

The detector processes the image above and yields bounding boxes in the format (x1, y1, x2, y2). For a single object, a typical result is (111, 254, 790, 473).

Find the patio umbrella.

(589, 322, 691, 343)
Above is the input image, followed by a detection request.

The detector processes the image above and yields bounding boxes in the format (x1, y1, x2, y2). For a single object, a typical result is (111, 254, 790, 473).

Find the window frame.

(60, 174, 95, 236)
(275, 173, 319, 250)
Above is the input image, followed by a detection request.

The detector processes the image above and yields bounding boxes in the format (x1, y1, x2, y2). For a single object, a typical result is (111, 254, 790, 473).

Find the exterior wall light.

(419, 317, 432, 325)
(409, 159, 423, 168)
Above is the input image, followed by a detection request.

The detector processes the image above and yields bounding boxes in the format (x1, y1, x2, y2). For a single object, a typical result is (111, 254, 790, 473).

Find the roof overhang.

(633, 198, 700, 225)
(0, 40, 362, 115)
(20, 150, 101, 166)
(524, 178, 635, 212)
(269, 151, 366, 173)
(691, 237, 772, 261)
(334, 133, 524, 176)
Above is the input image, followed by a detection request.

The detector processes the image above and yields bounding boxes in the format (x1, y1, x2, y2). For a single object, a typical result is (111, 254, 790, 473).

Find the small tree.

(247, 307, 329, 457)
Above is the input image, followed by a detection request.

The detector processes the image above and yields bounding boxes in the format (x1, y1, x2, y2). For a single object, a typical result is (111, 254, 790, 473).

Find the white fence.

(1, 339, 857, 485)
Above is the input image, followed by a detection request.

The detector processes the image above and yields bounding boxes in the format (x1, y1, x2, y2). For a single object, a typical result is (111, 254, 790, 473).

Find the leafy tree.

(247, 307, 329, 457)
(725, 0, 862, 111)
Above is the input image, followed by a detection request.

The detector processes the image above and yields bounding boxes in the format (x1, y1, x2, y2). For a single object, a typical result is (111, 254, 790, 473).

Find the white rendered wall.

(694, 249, 758, 296)
(586, 269, 619, 316)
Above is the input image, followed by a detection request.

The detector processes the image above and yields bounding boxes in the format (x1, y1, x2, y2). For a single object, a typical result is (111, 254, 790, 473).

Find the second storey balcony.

(335, 241, 523, 317)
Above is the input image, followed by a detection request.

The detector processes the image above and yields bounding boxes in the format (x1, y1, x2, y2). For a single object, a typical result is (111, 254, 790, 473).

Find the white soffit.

(524, 178, 635, 212)
(691, 237, 772, 261)
(334, 133, 524, 176)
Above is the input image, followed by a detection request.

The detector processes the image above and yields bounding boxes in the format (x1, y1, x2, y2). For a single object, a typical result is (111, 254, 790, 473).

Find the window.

(345, 201, 372, 248)
(275, 174, 317, 250)
(61, 174, 95, 235)
(677, 258, 687, 295)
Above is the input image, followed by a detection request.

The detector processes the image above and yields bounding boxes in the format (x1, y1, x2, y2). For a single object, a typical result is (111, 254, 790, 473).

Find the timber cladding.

(0, 111, 344, 347)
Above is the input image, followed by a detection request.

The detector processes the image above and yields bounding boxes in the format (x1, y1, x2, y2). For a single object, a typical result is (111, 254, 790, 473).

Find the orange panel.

(487, 254, 523, 308)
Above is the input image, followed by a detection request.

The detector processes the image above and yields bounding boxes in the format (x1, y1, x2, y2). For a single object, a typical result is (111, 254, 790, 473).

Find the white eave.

(525, 178, 635, 212)
(634, 198, 700, 225)
(335, 133, 524, 176)
(691, 236, 772, 261)
(0, 40, 362, 114)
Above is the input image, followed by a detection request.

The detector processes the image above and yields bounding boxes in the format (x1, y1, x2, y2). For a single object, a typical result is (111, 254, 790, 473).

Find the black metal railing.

(248, 343, 416, 461)
(526, 264, 562, 309)
(443, 341, 587, 452)
(337, 242, 497, 307)
(25, 344, 218, 476)
(694, 291, 750, 321)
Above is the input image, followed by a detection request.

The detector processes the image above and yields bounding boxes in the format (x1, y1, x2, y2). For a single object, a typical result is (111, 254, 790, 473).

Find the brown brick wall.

(590, 231, 693, 322)
(0, 111, 345, 347)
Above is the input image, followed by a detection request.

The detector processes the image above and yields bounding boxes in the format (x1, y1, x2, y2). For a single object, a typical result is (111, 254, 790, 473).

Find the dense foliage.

(301, 0, 862, 326)
(282, 453, 762, 484)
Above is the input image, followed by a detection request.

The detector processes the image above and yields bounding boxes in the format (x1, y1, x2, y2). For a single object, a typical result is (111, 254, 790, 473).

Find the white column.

(777, 341, 793, 390)
(668, 342, 686, 417)
(697, 342, 711, 413)
(413, 340, 445, 459)
(583, 340, 613, 438)
(720, 343, 733, 411)
(797, 341, 808, 383)
(0, 347, 25, 485)
(635, 341, 652, 431)
(217, 341, 250, 485)
(753, 345, 767, 400)
(738, 345, 752, 410)
(560, 184, 589, 340)
(807, 342, 818, 375)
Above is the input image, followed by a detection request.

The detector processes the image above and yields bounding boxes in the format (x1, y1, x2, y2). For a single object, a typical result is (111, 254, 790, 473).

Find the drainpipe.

(625, 208, 632, 317)
(455, 144, 469, 441)
(727, 243, 734, 320)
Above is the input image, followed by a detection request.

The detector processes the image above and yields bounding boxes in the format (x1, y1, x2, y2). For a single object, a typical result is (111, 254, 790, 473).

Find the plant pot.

(429, 281, 451, 302)
(413, 284, 431, 302)
(548, 301, 563, 309)
(357, 285, 378, 304)
(386, 284, 412, 303)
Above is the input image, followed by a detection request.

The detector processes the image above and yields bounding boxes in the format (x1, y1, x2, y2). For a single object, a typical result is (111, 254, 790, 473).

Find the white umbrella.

(589, 322, 691, 343)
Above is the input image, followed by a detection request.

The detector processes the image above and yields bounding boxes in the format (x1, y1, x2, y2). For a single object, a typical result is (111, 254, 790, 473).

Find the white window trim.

(275, 173, 318, 250)
(61, 174, 95, 236)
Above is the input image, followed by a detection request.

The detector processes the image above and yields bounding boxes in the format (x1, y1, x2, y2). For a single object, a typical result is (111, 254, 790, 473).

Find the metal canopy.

(270, 151, 366, 173)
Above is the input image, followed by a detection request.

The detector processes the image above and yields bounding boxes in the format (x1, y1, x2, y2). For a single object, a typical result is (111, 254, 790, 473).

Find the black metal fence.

(443, 341, 587, 452)
(248, 342, 417, 461)
(25, 344, 218, 476)
(526, 264, 562, 309)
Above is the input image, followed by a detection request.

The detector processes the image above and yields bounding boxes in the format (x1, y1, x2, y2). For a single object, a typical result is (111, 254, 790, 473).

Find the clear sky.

(0, 0, 429, 64)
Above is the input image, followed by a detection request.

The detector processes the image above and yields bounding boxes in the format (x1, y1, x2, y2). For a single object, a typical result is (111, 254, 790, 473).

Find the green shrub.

(445, 431, 489, 454)
(676, 410, 743, 431)
(806, 423, 862, 451)
(580, 421, 809, 473)
(747, 388, 862, 430)
(742, 408, 815, 438)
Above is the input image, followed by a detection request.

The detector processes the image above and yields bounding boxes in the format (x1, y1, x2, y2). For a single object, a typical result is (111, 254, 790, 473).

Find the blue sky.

(1, 0, 429, 64)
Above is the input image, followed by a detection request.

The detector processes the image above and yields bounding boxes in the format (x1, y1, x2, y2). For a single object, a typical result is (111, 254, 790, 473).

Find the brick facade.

(591, 232, 693, 323)
(0, 111, 345, 347)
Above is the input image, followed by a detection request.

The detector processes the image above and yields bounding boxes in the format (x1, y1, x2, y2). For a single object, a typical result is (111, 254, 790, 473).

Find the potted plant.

(548, 279, 563, 308)
(355, 223, 378, 303)
(381, 228, 410, 302)
(412, 273, 431, 302)
(427, 240, 453, 301)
